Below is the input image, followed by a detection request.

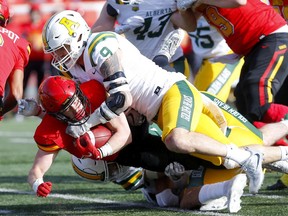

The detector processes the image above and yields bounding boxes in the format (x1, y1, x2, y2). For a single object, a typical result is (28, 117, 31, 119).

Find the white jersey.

(107, 0, 183, 62)
(188, 16, 230, 59)
(69, 31, 186, 121)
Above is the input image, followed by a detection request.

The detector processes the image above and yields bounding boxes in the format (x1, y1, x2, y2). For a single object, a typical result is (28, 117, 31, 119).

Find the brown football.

(90, 124, 112, 148)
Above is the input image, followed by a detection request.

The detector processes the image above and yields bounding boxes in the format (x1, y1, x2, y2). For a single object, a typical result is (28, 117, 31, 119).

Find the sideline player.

(0, 0, 31, 119)
(188, 16, 243, 102)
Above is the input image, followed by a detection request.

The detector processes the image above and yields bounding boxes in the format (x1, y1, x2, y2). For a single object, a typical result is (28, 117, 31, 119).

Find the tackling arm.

(86, 49, 132, 128)
(171, 9, 197, 32)
(193, 0, 246, 9)
(103, 112, 132, 156)
(91, 2, 116, 33)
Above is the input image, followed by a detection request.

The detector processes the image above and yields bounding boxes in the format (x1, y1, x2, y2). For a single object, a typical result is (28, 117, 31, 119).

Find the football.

(89, 124, 112, 148)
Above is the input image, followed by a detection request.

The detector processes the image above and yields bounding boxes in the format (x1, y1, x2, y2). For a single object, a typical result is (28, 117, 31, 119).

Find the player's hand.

(125, 108, 146, 126)
(75, 131, 103, 159)
(66, 123, 91, 138)
(17, 98, 42, 117)
(115, 16, 144, 34)
(164, 162, 185, 181)
(36, 182, 52, 197)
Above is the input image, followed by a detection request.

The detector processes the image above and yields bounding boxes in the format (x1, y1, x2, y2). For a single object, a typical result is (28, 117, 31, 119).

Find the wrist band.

(32, 178, 44, 193)
(99, 142, 113, 158)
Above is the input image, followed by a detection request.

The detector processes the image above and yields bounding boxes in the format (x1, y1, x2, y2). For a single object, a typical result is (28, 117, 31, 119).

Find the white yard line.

(0, 187, 250, 215)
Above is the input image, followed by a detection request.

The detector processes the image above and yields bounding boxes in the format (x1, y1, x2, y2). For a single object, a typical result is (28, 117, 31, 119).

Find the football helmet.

(71, 155, 132, 182)
(42, 10, 91, 72)
(38, 76, 90, 125)
(0, 0, 10, 27)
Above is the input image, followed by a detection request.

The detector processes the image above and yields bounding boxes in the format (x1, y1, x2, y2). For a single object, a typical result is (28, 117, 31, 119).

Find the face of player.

(62, 97, 86, 122)
(51, 44, 76, 70)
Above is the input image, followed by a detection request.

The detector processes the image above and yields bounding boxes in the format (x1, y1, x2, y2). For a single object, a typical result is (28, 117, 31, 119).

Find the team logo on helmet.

(59, 17, 80, 37)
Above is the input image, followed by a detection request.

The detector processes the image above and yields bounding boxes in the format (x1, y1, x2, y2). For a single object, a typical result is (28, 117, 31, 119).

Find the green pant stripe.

(206, 61, 240, 95)
(202, 92, 263, 139)
(175, 81, 194, 130)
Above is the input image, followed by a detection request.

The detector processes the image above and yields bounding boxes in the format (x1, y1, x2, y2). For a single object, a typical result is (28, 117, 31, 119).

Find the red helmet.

(0, 0, 10, 27)
(39, 76, 90, 125)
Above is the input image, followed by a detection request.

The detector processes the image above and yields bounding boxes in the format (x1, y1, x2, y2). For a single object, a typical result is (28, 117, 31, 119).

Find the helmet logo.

(59, 17, 80, 37)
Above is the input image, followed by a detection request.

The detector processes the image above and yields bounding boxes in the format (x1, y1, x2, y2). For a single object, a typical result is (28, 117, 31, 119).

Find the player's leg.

(194, 57, 243, 102)
(157, 80, 264, 193)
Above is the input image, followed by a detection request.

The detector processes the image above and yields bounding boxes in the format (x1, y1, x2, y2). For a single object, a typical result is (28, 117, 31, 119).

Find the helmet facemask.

(49, 38, 84, 72)
(51, 86, 91, 126)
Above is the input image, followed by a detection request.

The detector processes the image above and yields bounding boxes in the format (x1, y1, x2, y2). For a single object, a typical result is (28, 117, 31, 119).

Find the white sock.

(279, 146, 288, 160)
(198, 181, 230, 204)
(226, 144, 251, 165)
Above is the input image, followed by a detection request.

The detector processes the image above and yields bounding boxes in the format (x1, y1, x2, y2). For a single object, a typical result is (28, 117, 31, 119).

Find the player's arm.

(1, 69, 23, 116)
(193, 0, 246, 8)
(171, 9, 197, 32)
(86, 49, 132, 128)
(28, 149, 58, 197)
(103, 112, 132, 156)
(91, 2, 117, 33)
(74, 112, 132, 160)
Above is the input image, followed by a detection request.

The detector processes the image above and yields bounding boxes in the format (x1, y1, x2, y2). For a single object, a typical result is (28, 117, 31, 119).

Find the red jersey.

(34, 80, 107, 158)
(199, 0, 287, 55)
(0, 27, 31, 96)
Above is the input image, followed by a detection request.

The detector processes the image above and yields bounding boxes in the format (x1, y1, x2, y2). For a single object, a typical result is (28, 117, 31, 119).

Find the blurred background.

(7, 0, 106, 100)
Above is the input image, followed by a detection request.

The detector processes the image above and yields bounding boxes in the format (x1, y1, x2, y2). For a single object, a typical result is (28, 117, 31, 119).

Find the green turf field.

(1, 116, 288, 215)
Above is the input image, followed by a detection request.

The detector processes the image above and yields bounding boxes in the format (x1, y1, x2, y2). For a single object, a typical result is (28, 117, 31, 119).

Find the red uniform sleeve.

(16, 38, 31, 67)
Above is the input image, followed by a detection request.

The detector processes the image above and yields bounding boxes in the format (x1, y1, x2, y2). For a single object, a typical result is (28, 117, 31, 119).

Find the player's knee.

(165, 128, 195, 153)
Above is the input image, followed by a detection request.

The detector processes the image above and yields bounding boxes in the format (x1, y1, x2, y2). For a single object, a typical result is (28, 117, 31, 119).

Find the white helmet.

(42, 10, 91, 72)
(71, 155, 130, 182)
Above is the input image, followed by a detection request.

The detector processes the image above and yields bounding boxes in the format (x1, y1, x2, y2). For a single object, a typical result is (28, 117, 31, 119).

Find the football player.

(21, 76, 130, 197)
(0, 0, 31, 119)
(19, 76, 288, 203)
(188, 16, 243, 102)
(179, 0, 288, 137)
(41, 10, 288, 194)
(71, 156, 247, 213)
(19, 76, 231, 197)
(91, 0, 194, 77)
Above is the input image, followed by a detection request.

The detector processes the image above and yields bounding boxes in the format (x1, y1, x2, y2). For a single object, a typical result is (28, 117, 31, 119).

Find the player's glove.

(164, 162, 185, 181)
(17, 98, 42, 117)
(75, 131, 103, 159)
(125, 108, 146, 126)
(177, 0, 198, 11)
(66, 122, 91, 138)
(32, 178, 52, 197)
(115, 16, 144, 34)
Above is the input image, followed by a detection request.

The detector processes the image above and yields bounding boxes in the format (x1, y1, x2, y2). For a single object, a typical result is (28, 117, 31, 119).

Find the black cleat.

(267, 180, 287, 190)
